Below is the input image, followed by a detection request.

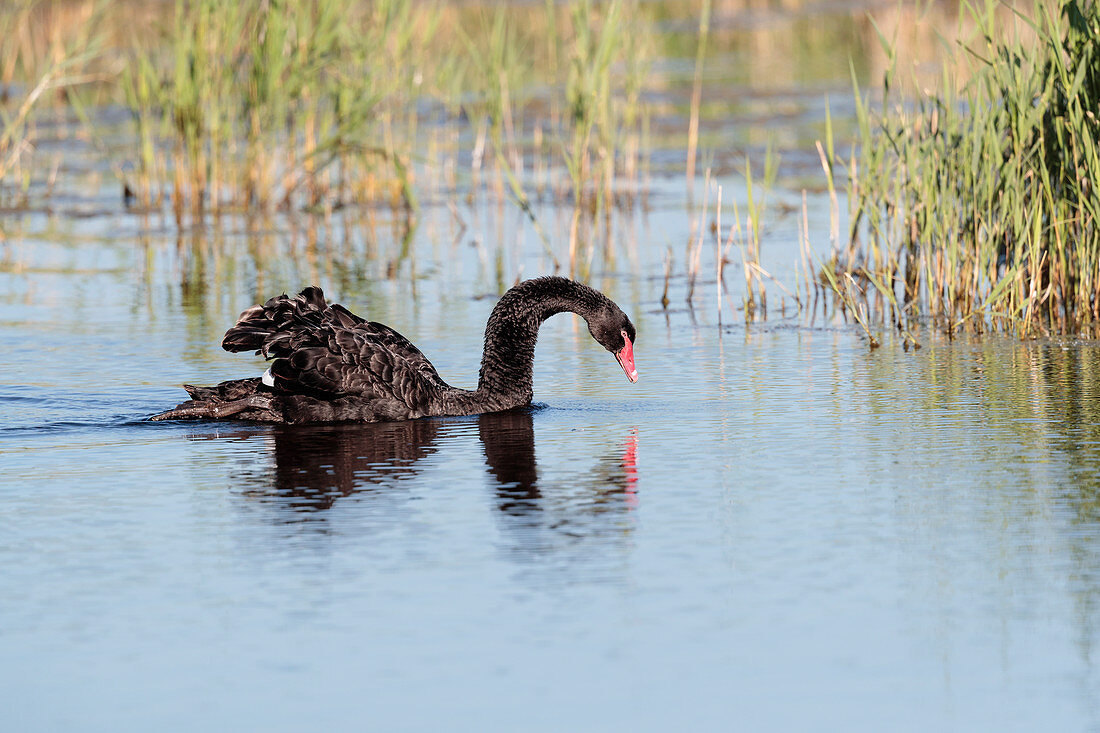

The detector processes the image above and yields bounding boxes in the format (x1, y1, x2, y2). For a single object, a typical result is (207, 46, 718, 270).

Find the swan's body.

(151, 277, 637, 424)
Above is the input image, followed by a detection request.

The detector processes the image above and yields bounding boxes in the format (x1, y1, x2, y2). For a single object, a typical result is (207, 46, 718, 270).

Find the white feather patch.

(261, 368, 275, 387)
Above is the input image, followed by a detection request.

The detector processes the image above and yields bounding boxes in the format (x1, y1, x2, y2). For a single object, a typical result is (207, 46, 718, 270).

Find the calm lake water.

(4, 193, 1100, 731)
(4, 2, 1100, 730)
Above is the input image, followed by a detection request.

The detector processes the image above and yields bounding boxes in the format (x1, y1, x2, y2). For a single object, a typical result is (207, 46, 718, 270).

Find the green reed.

(124, 0, 433, 223)
(456, 6, 533, 212)
(826, 0, 1100, 338)
(111, 0, 657, 257)
(445, 0, 653, 273)
(559, 0, 652, 272)
(0, 1, 110, 204)
(6, 0, 659, 286)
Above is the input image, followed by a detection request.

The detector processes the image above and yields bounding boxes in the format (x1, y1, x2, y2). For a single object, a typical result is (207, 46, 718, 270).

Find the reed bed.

(0, 0, 113, 207)
(12, 0, 1079, 315)
(110, 0, 658, 246)
(825, 0, 1100, 339)
(122, 0, 436, 221)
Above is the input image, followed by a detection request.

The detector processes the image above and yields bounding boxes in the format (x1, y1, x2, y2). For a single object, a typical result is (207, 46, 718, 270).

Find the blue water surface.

(2, 191, 1100, 732)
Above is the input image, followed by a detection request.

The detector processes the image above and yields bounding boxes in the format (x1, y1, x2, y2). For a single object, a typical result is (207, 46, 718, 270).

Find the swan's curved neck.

(467, 278, 607, 410)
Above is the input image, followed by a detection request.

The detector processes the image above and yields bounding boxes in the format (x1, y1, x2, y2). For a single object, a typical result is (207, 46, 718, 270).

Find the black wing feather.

(222, 288, 444, 413)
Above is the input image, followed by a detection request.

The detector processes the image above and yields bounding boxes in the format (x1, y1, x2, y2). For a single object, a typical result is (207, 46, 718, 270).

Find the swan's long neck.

(457, 278, 609, 412)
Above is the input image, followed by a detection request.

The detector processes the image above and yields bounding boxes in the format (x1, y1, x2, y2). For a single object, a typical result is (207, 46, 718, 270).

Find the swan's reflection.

(478, 413, 639, 561)
(264, 418, 440, 511)
(229, 411, 639, 553)
(480, 410, 540, 515)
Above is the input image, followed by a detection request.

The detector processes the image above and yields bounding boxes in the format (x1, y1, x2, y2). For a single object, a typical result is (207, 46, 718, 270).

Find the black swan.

(150, 276, 637, 424)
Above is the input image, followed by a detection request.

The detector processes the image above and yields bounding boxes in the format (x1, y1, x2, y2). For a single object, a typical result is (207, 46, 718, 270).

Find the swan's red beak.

(615, 332, 638, 383)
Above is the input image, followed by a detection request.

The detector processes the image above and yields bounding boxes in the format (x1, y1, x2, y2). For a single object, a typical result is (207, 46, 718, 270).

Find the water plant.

(106, 0, 660, 269)
(444, 0, 654, 275)
(0, 0, 109, 205)
(826, 0, 1100, 338)
(124, 0, 433, 223)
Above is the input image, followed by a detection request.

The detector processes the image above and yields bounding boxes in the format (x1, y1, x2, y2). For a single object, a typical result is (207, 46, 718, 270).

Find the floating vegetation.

(826, 0, 1100, 339)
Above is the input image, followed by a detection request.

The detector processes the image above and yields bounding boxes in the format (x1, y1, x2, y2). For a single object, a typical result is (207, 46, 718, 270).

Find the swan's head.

(589, 308, 638, 383)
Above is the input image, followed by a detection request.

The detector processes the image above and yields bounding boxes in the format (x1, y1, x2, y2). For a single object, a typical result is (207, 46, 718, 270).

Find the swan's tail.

(149, 378, 274, 421)
(221, 286, 327, 355)
(221, 286, 364, 357)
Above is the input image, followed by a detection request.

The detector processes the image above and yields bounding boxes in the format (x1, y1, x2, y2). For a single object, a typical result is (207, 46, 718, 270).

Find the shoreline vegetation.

(3, 1, 658, 233)
(827, 0, 1100, 343)
(2, 0, 1096, 341)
